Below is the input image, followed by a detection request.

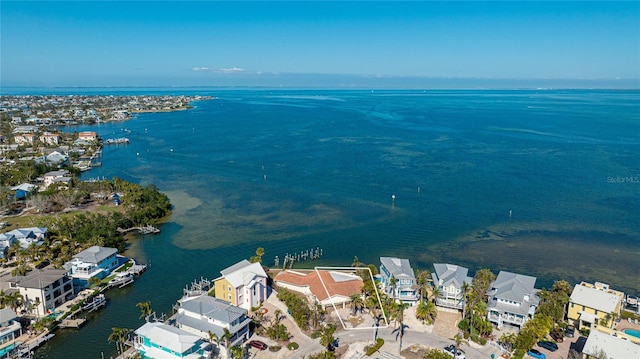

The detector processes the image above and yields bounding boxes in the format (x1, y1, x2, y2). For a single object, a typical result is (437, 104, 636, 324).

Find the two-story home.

(9, 269, 74, 317)
(487, 271, 540, 330)
(134, 322, 212, 359)
(0, 308, 22, 350)
(379, 257, 419, 306)
(43, 170, 71, 188)
(39, 133, 62, 146)
(432, 263, 473, 310)
(568, 282, 624, 330)
(64, 246, 120, 292)
(174, 294, 252, 356)
(13, 133, 36, 146)
(77, 131, 98, 142)
(213, 260, 268, 311)
(274, 269, 363, 309)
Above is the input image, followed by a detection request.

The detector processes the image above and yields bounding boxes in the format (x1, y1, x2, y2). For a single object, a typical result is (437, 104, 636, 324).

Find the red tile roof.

(274, 270, 363, 301)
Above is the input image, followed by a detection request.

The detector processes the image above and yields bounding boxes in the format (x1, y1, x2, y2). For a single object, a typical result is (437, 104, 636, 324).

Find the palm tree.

(221, 328, 232, 348)
(207, 330, 219, 345)
(388, 275, 397, 299)
(391, 301, 409, 354)
(416, 269, 431, 301)
(431, 285, 440, 304)
(319, 323, 337, 351)
(136, 301, 152, 321)
(350, 293, 365, 315)
(108, 327, 130, 354)
(416, 300, 437, 324)
(6, 291, 24, 311)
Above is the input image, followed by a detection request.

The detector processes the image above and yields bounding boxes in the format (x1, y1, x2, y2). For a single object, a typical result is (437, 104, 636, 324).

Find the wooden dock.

(116, 225, 160, 235)
(59, 318, 87, 328)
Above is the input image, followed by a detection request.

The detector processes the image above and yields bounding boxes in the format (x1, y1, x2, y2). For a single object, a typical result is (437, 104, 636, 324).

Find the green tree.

(416, 300, 437, 324)
(136, 301, 152, 321)
(108, 327, 131, 354)
(424, 349, 452, 359)
(318, 323, 337, 351)
(350, 293, 365, 315)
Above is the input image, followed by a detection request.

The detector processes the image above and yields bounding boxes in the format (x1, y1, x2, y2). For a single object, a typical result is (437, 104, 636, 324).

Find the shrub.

(268, 345, 281, 352)
(365, 338, 384, 356)
(310, 331, 321, 339)
(287, 342, 299, 350)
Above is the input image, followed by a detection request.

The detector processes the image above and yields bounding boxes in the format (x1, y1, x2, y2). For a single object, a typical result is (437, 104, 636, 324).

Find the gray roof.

(433, 263, 472, 289)
(491, 271, 537, 303)
(583, 329, 640, 359)
(380, 257, 415, 280)
(0, 307, 17, 325)
(11, 269, 68, 289)
(73, 246, 117, 264)
(180, 295, 246, 324)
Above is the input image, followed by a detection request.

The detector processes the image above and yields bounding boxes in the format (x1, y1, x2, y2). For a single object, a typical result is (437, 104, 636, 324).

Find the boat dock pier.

(275, 246, 324, 269)
(116, 225, 160, 235)
(59, 318, 87, 329)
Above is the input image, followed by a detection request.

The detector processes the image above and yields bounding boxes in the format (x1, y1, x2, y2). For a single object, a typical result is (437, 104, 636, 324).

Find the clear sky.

(1, 1, 639, 88)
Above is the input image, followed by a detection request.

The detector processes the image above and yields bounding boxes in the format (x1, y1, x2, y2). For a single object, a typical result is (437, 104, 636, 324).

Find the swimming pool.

(624, 329, 640, 338)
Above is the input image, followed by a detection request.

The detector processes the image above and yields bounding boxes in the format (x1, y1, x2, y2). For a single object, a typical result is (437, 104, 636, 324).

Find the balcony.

(436, 296, 464, 310)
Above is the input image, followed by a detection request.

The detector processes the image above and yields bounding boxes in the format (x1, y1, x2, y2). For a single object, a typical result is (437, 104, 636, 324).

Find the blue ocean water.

(22, 89, 639, 358)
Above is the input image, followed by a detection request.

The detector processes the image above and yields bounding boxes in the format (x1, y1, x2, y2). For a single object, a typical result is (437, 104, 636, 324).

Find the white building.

(9, 269, 74, 317)
(487, 271, 540, 330)
(379, 257, 420, 306)
(432, 263, 473, 310)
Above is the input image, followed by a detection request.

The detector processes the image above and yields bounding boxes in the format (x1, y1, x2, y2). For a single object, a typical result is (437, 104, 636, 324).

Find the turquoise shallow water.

(11, 89, 638, 358)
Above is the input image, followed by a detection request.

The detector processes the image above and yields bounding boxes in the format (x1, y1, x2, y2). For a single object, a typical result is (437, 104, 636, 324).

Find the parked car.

(444, 345, 466, 359)
(565, 325, 575, 338)
(248, 340, 268, 350)
(537, 340, 558, 352)
(527, 349, 546, 359)
(550, 328, 564, 342)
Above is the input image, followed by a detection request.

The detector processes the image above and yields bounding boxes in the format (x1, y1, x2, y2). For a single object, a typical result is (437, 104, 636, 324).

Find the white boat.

(627, 295, 638, 306)
(108, 272, 134, 288)
(81, 294, 106, 311)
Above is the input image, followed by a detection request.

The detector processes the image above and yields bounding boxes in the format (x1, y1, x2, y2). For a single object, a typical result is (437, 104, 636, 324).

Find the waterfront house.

(64, 246, 119, 292)
(568, 282, 624, 329)
(134, 322, 212, 359)
(77, 131, 98, 142)
(9, 269, 74, 317)
(379, 257, 420, 306)
(582, 328, 640, 359)
(274, 269, 363, 309)
(432, 263, 473, 310)
(0, 233, 17, 259)
(487, 271, 540, 330)
(213, 260, 268, 311)
(0, 308, 22, 349)
(43, 151, 69, 166)
(174, 294, 252, 356)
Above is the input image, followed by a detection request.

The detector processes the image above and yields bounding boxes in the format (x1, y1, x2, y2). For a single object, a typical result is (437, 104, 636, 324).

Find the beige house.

(568, 282, 624, 329)
(9, 269, 74, 317)
(14, 133, 36, 145)
(39, 133, 62, 145)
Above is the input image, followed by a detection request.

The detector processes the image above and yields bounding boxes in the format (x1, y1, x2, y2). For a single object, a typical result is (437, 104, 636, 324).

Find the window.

(228, 294, 232, 300)
(228, 285, 232, 292)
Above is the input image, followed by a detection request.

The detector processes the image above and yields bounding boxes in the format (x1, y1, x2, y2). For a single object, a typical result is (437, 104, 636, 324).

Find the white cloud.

(192, 67, 209, 72)
(217, 67, 245, 73)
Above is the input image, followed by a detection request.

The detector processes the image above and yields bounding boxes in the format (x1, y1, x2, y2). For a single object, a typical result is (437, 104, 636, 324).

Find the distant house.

(432, 263, 473, 310)
(379, 257, 419, 306)
(39, 133, 62, 146)
(43, 170, 71, 188)
(568, 282, 624, 329)
(64, 246, 120, 292)
(77, 131, 98, 142)
(582, 328, 640, 359)
(0, 233, 17, 259)
(274, 269, 363, 309)
(213, 260, 268, 311)
(175, 294, 252, 355)
(14, 133, 36, 146)
(0, 308, 22, 346)
(487, 271, 540, 330)
(134, 322, 213, 359)
(3, 227, 47, 249)
(44, 151, 69, 166)
(9, 269, 74, 317)
(11, 183, 38, 199)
